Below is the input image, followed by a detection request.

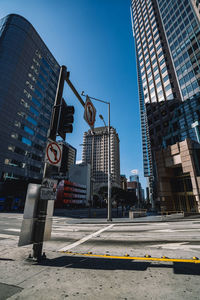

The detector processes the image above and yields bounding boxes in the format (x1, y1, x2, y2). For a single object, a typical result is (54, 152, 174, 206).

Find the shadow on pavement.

(38, 256, 200, 275)
(0, 283, 23, 300)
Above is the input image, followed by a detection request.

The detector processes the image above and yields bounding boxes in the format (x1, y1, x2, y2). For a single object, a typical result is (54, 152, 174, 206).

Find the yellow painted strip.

(60, 251, 200, 264)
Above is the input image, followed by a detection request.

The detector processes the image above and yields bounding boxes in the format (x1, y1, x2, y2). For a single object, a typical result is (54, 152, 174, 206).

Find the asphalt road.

(0, 212, 200, 299)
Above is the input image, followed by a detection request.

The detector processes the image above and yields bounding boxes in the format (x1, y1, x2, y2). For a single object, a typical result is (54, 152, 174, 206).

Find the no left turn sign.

(84, 95, 96, 129)
(45, 140, 62, 167)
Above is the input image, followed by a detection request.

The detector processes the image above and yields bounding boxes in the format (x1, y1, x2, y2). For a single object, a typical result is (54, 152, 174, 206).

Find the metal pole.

(107, 102, 112, 221)
(81, 92, 112, 221)
(32, 66, 66, 261)
(91, 132, 94, 207)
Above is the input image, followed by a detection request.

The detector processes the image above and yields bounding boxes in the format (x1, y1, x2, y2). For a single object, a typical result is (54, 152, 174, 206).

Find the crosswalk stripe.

(0, 233, 18, 239)
(58, 224, 114, 252)
(4, 228, 20, 232)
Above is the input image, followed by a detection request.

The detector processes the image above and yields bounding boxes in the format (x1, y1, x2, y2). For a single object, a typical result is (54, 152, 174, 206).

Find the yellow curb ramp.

(59, 251, 200, 264)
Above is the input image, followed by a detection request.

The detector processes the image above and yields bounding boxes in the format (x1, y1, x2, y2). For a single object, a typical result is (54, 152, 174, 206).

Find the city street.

(0, 212, 200, 299)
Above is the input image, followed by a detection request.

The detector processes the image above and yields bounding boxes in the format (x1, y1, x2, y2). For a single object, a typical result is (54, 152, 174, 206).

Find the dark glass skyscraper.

(131, 0, 200, 206)
(0, 14, 60, 183)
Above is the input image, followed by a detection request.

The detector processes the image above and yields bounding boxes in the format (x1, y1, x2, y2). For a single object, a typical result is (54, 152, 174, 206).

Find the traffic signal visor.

(58, 100, 75, 140)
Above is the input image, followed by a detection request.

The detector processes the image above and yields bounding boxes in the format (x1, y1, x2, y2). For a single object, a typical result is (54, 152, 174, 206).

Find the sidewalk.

(54, 212, 198, 224)
(1, 213, 200, 299)
(1, 239, 200, 300)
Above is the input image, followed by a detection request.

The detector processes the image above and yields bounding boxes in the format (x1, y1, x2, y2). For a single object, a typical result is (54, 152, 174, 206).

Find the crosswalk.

(0, 214, 200, 255)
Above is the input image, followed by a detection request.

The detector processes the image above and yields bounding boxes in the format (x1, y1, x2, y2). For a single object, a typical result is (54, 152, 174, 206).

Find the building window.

(32, 97, 41, 107)
(30, 106, 39, 116)
(26, 116, 37, 126)
(22, 137, 32, 146)
(24, 126, 34, 136)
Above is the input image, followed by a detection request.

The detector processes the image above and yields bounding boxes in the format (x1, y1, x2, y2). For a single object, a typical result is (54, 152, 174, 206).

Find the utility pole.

(32, 66, 67, 261)
(32, 65, 88, 261)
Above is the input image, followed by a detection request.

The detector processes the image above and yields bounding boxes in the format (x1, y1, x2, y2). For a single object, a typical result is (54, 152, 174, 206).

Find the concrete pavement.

(0, 213, 200, 299)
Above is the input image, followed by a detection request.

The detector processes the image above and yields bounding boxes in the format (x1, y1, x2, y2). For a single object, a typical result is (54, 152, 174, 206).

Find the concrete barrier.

(129, 210, 147, 219)
(161, 212, 184, 220)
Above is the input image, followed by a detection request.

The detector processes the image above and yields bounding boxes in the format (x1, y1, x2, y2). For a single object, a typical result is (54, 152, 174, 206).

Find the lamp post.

(81, 92, 112, 221)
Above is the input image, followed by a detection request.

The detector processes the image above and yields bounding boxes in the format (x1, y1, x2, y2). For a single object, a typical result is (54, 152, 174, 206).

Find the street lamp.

(99, 114, 106, 127)
(81, 92, 112, 221)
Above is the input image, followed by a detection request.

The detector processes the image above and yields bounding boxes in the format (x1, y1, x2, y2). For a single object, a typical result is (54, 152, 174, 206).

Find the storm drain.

(0, 282, 23, 300)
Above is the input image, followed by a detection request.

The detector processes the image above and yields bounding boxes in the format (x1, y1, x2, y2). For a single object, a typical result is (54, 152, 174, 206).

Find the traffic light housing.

(58, 99, 75, 140)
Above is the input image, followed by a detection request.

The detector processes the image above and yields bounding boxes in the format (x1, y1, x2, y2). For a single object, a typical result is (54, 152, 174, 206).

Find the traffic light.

(58, 99, 75, 140)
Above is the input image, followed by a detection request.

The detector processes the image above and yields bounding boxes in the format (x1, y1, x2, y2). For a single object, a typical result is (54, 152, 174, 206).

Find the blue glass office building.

(0, 14, 60, 184)
(131, 0, 200, 208)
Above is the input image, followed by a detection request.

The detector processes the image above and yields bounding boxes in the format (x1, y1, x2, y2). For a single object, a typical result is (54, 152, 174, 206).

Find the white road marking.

(58, 224, 114, 252)
(153, 228, 200, 233)
(0, 233, 18, 239)
(52, 227, 79, 232)
(153, 223, 168, 226)
(153, 229, 174, 232)
(4, 228, 20, 232)
(6, 216, 22, 219)
(173, 229, 200, 232)
(150, 242, 200, 251)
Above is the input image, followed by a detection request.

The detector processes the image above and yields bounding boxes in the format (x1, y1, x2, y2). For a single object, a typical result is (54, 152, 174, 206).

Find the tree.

(98, 186, 138, 215)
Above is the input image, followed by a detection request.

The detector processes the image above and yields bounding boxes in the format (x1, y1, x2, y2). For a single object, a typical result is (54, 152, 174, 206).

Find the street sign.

(40, 178, 57, 201)
(84, 95, 96, 129)
(40, 187, 57, 200)
(42, 178, 58, 190)
(45, 140, 62, 167)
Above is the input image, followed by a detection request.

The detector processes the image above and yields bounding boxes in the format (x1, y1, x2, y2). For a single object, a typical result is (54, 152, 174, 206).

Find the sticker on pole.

(45, 140, 62, 167)
(84, 95, 96, 129)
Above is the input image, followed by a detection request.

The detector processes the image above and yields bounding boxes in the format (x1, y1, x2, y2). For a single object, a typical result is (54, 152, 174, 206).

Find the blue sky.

(1, 0, 146, 190)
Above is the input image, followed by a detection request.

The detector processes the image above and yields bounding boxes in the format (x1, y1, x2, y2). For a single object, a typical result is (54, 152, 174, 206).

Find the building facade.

(130, 175, 139, 182)
(0, 14, 60, 185)
(131, 0, 200, 209)
(82, 126, 120, 192)
(120, 174, 127, 190)
(69, 163, 91, 206)
(155, 139, 200, 212)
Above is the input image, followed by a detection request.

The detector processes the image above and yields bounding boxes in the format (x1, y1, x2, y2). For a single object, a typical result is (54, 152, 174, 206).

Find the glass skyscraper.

(131, 0, 200, 205)
(0, 14, 60, 183)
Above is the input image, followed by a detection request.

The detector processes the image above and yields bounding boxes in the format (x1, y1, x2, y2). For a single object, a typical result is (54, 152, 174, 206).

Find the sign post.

(30, 66, 66, 261)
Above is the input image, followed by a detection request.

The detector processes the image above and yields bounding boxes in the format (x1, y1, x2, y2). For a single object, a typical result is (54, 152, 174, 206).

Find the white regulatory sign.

(40, 187, 57, 200)
(84, 95, 96, 129)
(45, 140, 62, 167)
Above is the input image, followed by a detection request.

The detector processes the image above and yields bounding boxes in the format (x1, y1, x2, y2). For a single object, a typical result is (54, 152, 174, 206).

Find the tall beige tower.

(82, 126, 120, 192)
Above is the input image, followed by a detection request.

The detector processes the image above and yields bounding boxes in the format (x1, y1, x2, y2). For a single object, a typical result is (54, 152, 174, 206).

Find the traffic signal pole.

(32, 66, 67, 261)
(32, 65, 88, 261)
